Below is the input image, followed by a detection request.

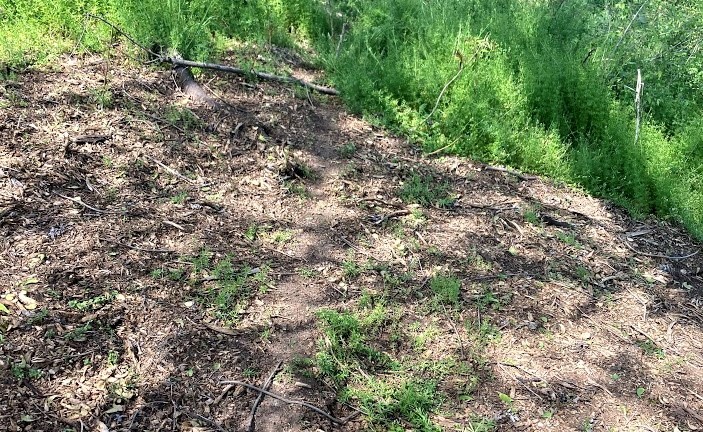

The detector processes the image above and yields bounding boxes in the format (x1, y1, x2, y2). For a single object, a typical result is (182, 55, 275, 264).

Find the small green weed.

(298, 266, 318, 278)
(243, 367, 259, 378)
(68, 291, 116, 312)
(342, 259, 362, 279)
(191, 250, 270, 324)
(27, 309, 49, 325)
(11, 360, 42, 380)
(398, 172, 455, 208)
(339, 142, 357, 158)
(107, 350, 119, 366)
(170, 191, 188, 204)
(285, 180, 310, 198)
(498, 392, 514, 408)
(638, 340, 665, 359)
(90, 87, 114, 109)
(556, 231, 582, 249)
(244, 224, 259, 241)
(523, 208, 541, 226)
(430, 274, 461, 309)
(268, 230, 294, 244)
(315, 309, 393, 385)
(165, 106, 202, 130)
(476, 289, 501, 311)
(65, 323, 92, 342)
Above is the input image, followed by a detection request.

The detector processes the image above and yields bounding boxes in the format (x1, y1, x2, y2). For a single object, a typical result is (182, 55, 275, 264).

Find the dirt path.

(1, 52, 703, 431)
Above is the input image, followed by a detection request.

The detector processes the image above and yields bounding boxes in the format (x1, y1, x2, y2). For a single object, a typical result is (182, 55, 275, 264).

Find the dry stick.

(246, 361, 284, 432)
(220, 380, 357, 425)
(87, 13, 159, 58)
(497, 364, 544, 401)
(482, 165, 538, 181)
(620, 237, 700, 260)
(168, 58, 339, 96)
(424, 63, 465, 123)
(88, 13, 338, 95)
(605, 0, 650, 63)
(143, 155, 197, 185)
(98, 237, 175, 254)
(53, 191, 110, 214)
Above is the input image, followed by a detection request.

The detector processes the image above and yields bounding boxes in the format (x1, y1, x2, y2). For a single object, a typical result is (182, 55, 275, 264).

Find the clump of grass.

(398, 173, 455, 208)
(429, 274, 461, 309)
(339, 142, 357, 158)
(188, 249, 270, 324)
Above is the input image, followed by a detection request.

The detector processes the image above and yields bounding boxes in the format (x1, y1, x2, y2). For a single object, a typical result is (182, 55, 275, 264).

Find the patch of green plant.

(68, 291, 117, 312)
(164, 106, 202, 130)
(522, 208, 541, 226)
(297, 266, 318, 278)
(65, 323, 93, 342)
(268, 229, 294, 244)
(27, 308, 49, 325)
(107, 350, 119, 366)
(556, 231, 582, 249)
(342, 377, 442, 431)
(398, 173, 455, 208)
(476, 288, 501, 311)
(429, 274, 461, 309)
(285, 180, 310, 198)
(409, 322, 440, 352)
(11, 360, 42, 380)
(339, 142, 357, 158)
(287, 356, 315, 379)
(170, 191, 188, 204)
(638, 339, 665, 360)
(90, 86, 114, 109)
(189, 250, 270, 324)
(315, 309, 394, 385)
(467, 317, 502, 346)
(342, 258, 362, 279)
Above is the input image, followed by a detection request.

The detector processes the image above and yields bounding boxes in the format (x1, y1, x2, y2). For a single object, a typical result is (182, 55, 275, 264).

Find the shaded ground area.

(1, 50, 703, 431)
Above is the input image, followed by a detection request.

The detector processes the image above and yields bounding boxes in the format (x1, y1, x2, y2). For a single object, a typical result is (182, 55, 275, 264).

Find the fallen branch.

(87, 14, 339, 97)
(53, 191, 111, 214)
(620, 237, 700, 260)
(246, 361, 283, 432)
(98, 237, 175, 254)
(482, 165, 537, 181)
(143, 155, 198, 185)
(220, 380, 358, 425)
(167, 57, 339, 95)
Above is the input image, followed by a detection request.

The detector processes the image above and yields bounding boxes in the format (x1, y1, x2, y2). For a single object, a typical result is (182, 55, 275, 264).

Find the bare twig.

(183, 411, 227, 432)
(168, 58, 339, 95)
(53, 191, 110, 214)
(246, 361, 283, 432)
(86, 14, 159, 58)
(482, 165, 537, 181)
(606, 0, 650, 62)
(620, 237, 700, 260)
(497, 364, 544, 401)
(424, 66, 465, 123)
(98, 237, 175, 254)
(220, 380, 359, 425)
(463, 273, 534, 282)
(143, 155, 197, 185)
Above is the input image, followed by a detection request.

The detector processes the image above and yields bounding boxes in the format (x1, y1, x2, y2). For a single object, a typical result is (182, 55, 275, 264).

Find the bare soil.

(1, 51, 703, 431)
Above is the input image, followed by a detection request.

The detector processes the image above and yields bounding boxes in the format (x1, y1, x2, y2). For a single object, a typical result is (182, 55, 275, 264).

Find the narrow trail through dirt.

(1, 53, 703, 431)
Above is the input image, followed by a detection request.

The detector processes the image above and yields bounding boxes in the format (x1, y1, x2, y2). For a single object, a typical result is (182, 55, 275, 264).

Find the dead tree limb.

(166, 57, 339, 95)
(246, 361, 283, 432)
(220, 380, 359, 425)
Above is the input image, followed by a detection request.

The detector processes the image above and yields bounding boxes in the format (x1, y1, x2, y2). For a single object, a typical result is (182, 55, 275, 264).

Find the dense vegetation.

(1, 0, 702, 237)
